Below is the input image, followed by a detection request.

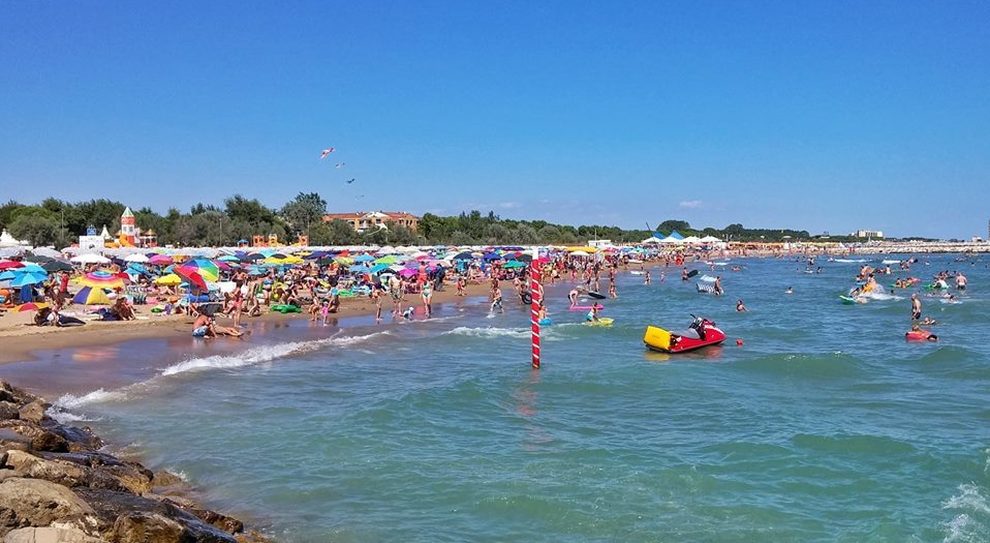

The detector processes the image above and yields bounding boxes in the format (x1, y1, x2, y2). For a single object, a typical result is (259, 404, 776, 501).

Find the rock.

(3, 526, 106, 543)
(17, 403, 47, 425)
(0, 471, 26, 484)
(40, 453, 152, 496)
(0, 383, 15, 404)
(0, 404, 19, 421)
(0, 421, 46, 442)
(30, 432, 69, 453)
(75, 489, 236, 543)
(0, 478, 96, 536)
(149, 471, 186, 490)
(51, 428, 102, 451)
(159, 498, 243, 534)
(4, 451, 147, 495)
(3, 451, 89, 489)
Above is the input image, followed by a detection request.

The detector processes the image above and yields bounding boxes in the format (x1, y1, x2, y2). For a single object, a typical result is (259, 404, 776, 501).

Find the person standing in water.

(911, 293, 922, 320)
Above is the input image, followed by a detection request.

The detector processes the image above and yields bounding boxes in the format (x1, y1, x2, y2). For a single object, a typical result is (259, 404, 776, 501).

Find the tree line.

(0, 195, 818, 249)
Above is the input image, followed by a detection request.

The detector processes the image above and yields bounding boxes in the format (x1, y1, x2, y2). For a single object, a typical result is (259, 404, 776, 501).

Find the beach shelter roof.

(667, 230, 685, 240)
(682, 236, 702, 243)
(699, 235, 722, 243)
(641, 236, 663, 244)
(659, 235, 685, 244)
(124, 253, 149, 263)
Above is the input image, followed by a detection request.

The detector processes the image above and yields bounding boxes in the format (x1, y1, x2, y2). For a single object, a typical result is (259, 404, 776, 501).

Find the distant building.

(851, 229, 884, 239)
(323, 211, 419, 233)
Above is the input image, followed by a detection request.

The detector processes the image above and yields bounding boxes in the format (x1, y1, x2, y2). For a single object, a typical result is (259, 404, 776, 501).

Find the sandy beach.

(0, 280, 498, 367)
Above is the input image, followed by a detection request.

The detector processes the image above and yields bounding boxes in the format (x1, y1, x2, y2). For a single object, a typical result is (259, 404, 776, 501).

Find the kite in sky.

(335, 162, 346, 168)
(346, 178, 356, 184)
(319, 147, 335, 159)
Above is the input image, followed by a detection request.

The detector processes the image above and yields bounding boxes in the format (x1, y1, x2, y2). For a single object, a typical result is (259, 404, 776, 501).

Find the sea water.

(51, 256, 990, 542)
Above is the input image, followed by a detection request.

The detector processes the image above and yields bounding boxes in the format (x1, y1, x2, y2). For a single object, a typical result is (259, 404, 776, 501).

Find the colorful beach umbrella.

(174, 267, 209, 292)
(14, 302, 49, 312)
(177, 259, 220, 282)
(353, 254, 375, 263)
(72, 286, 113, 305)
(0, 260, 24, 270)
(149, 254, 173, 266)
(80, 271, 126, 290)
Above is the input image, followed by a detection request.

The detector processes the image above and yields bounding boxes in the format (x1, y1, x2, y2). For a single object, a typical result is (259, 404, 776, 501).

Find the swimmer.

(736, 299, 747, 312)
(785, 286, 793, 294)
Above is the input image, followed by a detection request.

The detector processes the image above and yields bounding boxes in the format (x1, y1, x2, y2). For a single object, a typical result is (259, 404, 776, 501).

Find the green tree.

(657, 219, 691, 233)
(280, 192, 327, 234)
(8, 210, 59, 246)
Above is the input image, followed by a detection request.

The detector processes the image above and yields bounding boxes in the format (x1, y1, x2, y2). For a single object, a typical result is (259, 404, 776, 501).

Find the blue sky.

(2, 1, 988, 239)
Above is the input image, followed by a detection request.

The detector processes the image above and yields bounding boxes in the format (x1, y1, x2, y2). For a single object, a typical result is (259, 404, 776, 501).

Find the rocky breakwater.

(0, 380, 267, 543)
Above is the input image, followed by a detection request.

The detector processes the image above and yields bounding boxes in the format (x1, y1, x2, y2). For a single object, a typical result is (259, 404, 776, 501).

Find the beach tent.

(641, 236, 663, 244)
(681, 236, 702, 244)
(124, 253, 150, 263)
(659, 235, 684, 244)
(699, 235, 722, 243)
(667, 230, 685, 240)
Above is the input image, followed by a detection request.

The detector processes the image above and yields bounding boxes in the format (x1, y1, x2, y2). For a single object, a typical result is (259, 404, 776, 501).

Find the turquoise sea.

(23, 255, 990, 542)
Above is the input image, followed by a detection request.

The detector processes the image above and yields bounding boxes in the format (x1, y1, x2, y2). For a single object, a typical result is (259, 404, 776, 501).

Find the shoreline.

(0, 279, 498, 368)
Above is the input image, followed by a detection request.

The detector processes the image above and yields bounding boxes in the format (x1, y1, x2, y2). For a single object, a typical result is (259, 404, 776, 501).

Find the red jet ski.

(644, 315, 726, 353)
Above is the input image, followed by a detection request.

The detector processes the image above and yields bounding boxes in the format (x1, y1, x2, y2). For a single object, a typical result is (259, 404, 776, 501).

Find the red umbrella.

(174, 266, 209, 292)
(0, 260, 25, 270)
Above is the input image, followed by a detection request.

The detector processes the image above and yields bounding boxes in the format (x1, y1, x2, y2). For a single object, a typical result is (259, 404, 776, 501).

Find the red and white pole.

(530, 248, 542, 369)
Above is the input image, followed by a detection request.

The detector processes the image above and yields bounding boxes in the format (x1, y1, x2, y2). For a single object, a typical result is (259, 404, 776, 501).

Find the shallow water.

(45, 255, 990, 542)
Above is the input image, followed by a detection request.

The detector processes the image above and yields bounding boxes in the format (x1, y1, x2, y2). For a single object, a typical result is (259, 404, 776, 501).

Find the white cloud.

(499, 202, 521, 209)
(679, 200, 703, 209)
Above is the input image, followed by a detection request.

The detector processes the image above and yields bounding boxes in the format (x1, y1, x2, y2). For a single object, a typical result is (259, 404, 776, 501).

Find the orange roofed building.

(323, 211, 419, 233)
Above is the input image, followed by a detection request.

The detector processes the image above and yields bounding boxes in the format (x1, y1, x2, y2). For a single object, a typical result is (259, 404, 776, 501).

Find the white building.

(852, 230, 884, 239)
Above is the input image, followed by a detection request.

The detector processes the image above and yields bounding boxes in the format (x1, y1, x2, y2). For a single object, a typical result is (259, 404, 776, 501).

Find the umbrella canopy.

(72, 286, 113, 305)
(149, 254, 174, 266)
(374, 255, 399, 265)
(80, 271, 126, 290)
(155, 274, 182, 286)
(0, 271, 14, 281)
(348, 264, 369, 273)
(0, 260, 24, 270)
(11, 271, 48, 288)
(353, 254, 375, 262)
(398, 268, 417, 278)
(369, 263, 390, 274)
(503, 260, 527, 269)
(218, 254, 241, 262)
(70, 253, 111, 265)
(41, 260, 73, 272)
(124, 253, 150, 263)
(174, 267, 209, 292)
(15, 302, 49, 312)
(451, 251, 474, 260)
(178, 259, 220, 282)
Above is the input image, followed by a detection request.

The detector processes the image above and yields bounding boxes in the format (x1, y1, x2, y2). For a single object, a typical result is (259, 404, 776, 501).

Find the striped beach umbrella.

(80, 271, 126, 290)
(177, 259, 220, 283)
(72, 286, 113, 305)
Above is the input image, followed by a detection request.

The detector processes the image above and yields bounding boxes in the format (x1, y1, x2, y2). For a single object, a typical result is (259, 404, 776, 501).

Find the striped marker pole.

(530, 249, 542, 369)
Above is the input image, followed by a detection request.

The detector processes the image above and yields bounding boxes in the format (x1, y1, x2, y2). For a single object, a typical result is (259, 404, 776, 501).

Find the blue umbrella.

(353, 254, 375, 263)
(0, 271, 14, 281)
(369, 263, 389, 274)
(11, 271, 48, 288)
(16, 263, 46, 274)
(348, 264, 369, 273)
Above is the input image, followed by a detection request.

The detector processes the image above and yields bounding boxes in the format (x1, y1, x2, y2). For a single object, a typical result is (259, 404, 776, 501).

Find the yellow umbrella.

(155, 273, 182, 286)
